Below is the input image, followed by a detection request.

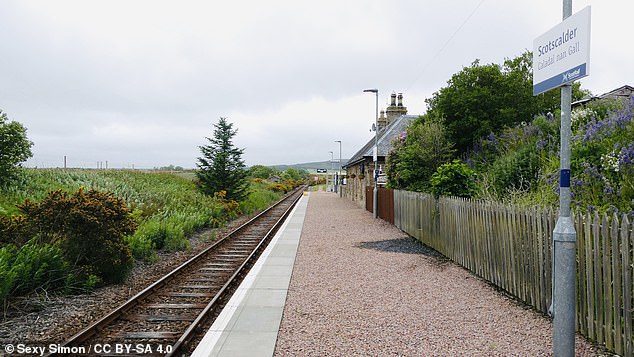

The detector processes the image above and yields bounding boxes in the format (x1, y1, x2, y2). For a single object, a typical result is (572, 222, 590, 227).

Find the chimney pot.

(397, 93, 403, 107)
(390, 93, 397, 106)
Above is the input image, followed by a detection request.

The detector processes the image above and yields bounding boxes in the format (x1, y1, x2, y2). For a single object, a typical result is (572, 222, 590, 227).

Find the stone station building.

(342, 93, 419, 207)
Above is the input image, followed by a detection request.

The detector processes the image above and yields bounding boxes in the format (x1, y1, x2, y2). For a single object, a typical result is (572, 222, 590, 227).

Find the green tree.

(196, 117, 249, 201)
(386, 116, 454, 191)
(248, 165, 277, 179)
(281, 168, 305, 181)
(426, 51, 589, 154)
(0, 110, 33, 186)
(430, 160, 477, 198)
(157, 164, 184, 171)
(425, 60, 508, 153)
(502, 51, 589, 116)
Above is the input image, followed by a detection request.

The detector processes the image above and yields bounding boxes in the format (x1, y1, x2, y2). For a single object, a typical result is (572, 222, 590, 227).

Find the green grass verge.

(1, 169, 283, 261)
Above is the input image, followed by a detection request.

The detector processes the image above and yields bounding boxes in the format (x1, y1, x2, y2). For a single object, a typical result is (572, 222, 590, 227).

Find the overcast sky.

(1, 1, 632, 169)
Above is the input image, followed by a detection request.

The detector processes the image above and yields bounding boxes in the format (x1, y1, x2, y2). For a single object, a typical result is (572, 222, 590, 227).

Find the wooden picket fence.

(393, 190, 633, 356)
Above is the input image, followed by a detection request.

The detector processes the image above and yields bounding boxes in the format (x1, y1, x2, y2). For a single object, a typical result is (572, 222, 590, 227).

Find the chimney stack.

(385, 92, 408, 126)
(377, 110, 387, 132)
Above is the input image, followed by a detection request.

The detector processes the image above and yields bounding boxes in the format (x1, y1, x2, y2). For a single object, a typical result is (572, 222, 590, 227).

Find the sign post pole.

(533, 2, 591, 356)
(553, 80, 576, 357)
(553, 1, 576, 356)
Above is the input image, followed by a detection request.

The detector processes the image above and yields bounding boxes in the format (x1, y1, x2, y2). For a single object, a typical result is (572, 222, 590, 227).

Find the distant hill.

(271, 159, 349, 172)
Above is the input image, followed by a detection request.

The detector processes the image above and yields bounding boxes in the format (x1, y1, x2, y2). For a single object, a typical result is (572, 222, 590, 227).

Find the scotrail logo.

(562, 68, 581, 81)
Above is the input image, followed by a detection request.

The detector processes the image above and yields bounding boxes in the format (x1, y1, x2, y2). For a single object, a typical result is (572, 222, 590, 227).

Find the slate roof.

(572, 84, 633, 107)
(344, 114, 418, 168)
(600, 84, 634, 99)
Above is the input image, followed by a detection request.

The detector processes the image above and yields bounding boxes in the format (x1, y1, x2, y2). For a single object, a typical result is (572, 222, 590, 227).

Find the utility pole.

(64, 156, 67, 169)
(552, 1, 577, 355)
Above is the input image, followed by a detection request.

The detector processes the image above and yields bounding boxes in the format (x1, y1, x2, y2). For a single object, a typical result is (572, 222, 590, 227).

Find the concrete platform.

(191, 193, 309, 357)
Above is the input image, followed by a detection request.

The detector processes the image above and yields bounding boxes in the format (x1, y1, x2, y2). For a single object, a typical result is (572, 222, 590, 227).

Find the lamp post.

(335, 140, 342, 197)
(363, 88, 379, 219)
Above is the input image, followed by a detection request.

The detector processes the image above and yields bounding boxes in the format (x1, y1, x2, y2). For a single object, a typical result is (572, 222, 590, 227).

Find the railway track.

(51, 186, 306, 356)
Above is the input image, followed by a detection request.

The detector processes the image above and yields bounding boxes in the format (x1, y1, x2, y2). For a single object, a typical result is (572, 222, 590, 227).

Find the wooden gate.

(365, 186, 394, 224)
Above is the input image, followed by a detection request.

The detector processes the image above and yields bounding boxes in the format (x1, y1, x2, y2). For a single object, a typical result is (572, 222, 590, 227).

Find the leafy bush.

(1, 170, 220, 259)
(133, 219, 189, 252)
(0, 242, 69, 303)
(386, 116, 455, 191)
(214, 190, 242, 219)
(280, 168, 308, 181)
(135, 219, 168, 250)
(17, 188, 136, 284)
(424, 52, 588, 154)
(266, 184, 289, 193)
(248, 165, 277, 179)
(1, 169, 287, 265)
(0, 214, 33, 246)
(572, 97, 627, 131)
(240, 187, 281, 214)
(570, 96, 634, 215)
(459, 95, 634, 217)
(430, 160, 477, 198)
(126, 234, 157, 262)
(489, 145, 539, 196)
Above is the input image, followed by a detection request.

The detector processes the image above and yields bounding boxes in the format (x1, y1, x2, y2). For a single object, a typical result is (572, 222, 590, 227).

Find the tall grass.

(239, 180, 282, 214)
(0, 169, 284, 261)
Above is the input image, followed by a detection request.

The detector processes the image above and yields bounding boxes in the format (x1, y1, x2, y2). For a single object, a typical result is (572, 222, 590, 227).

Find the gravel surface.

(0, 214, 254, 347)
(275, 191, 603, 356)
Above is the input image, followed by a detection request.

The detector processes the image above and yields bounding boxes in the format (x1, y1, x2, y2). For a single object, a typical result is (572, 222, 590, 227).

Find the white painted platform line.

(191, 193, 309, 357)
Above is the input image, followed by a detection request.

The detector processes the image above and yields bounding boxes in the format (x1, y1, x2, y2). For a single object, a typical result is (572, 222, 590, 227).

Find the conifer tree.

(196, 117, 249, 201)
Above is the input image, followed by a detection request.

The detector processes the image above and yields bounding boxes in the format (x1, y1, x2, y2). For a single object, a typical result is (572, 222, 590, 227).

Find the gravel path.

(275, 191, 601, 356)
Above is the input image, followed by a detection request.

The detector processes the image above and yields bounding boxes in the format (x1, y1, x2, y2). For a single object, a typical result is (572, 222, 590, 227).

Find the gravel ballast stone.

(274, 191, 600, 356)
(0, 215, 255, 346)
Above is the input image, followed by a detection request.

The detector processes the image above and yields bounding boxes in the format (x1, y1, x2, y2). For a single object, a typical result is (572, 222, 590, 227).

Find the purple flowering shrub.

(385, 117, 455, 192)
(571, 96, 634, 216)
(463, 95, 633, 218)
(466, 113, 560, 198)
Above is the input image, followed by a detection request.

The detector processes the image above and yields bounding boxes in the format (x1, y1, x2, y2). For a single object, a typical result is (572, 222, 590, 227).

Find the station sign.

(533, 6, 591, 95)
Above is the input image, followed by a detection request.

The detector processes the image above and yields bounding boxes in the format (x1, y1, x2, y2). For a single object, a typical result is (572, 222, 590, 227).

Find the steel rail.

(49, 186, 305, 356)
(168, 187, 303, 355)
